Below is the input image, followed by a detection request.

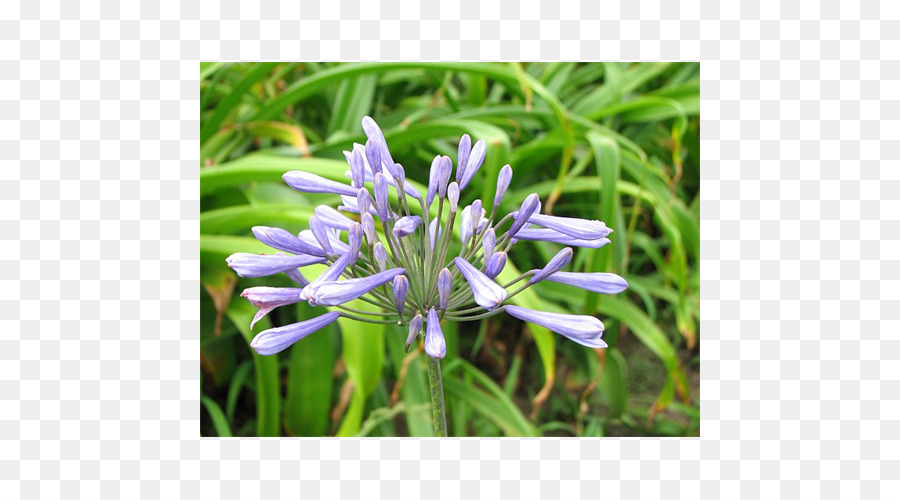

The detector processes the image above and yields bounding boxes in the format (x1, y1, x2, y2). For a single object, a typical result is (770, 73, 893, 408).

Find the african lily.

(226, 116, 628, 435)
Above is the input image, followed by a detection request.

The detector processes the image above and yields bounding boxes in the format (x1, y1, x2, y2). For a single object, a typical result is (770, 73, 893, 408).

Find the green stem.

(426, 355, 448, 437)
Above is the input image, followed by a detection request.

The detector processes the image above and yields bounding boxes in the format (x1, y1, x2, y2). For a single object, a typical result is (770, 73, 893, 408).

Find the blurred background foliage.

(200, 62, 700, 437)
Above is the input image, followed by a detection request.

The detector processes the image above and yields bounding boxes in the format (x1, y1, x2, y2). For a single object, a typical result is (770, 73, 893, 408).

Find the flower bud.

(459, 139, 485, 190)
(438, 156, 452, 199)
(448, 182, 460, 212)
(361, 212, 375, 243)
(482, 227, 496, 261)
(393, 275, 409, 316)
(393, 215, 422, 238)
(406, 314, 424, 351)
(494, 164, 512, 208)
(530, 247, 574, 284)
(357, 188, 371, 215)
(373, 241, 387, 272)
(308, 215, 334, 255)
(508, 193, 541, 238)
(471, 199, 483, 234)
(425, 308, 446, 359)
(426, 155, 442, 206)
(349, 147, 366, 188)
(456, 134, 471, 182)
(454, 257, 507, 311)
(348, 223, 362, 265)
(365, 138, 382, 175)
(373, 172, 390, 220)
(438, 267, 452, 310)
(485, 251, 507, 279)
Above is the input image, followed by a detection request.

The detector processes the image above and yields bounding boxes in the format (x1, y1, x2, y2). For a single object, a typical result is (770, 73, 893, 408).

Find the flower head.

(228, 116, 627, 360)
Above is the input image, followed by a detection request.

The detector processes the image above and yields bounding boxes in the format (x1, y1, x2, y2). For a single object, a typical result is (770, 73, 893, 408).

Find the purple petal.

(484, 252, 507, 279)
(241, 286, 305, 328)
(373, 172, 390, 220)
(438, 156, 452, 198)
(283, 171, 358, 197)
(308, 215, 334, 255)
(505, 305, 606, 348)
(347, 223, 362, 265)
(315, 205, 354, 231)
(512, 228, 611, 248)
(373, 242, 387, 272)
(425, 308, 446, 359)
(447, 182, 460, 212)
(525, 213, 611, 240)
(546, 272, 629, 294)
(361, 212, 376, 243)
(426, 155, 442, 206)
(393, 275, 409, 316)
(459, 139, 485, 190)
(482, 228, 496, 261)
(251, 226, 326, 257)
(285, 268, 309, 287)
(530, 247, 574, 284)
(407, 313, 424, 349)
(393, 215, 422, 238)
(509, 193, 541, 238)
(300, 252, 353, 301)
(226, 252, 326, 278)
(494, 164, 513, 208)
(361, 116, 400, 178)
(311, 268, 406, 307)
(454, 257, 508, 311)
(456, 134, 472, 183)
(249, 311, 341, 355)
(364, 138, 382, 176)
(437, 267, 452, 310)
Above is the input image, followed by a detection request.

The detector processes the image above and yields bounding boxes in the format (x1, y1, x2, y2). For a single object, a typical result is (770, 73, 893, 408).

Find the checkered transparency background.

(1, 0, 897, 498)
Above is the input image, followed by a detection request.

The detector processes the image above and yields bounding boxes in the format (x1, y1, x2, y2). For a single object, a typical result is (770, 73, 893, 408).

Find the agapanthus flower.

(227, 116, 628, 358)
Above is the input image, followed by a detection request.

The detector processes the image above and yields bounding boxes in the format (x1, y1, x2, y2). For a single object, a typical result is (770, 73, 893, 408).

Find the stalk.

(425, 355, 448, 437)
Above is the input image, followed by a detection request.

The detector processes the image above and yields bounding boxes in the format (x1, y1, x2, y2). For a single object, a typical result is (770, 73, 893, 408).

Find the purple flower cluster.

(227, 117, 628, 358)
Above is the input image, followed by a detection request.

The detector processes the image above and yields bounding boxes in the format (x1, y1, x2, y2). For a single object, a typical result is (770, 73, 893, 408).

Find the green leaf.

(226, 360, 253, 423)
(201, 62, 279, 144)
(285, 305, 337, 436)
(443, 360, 540, 437)
(201, 396, 233, 437)
(336, 300, 387, 436)
(225, 299, 281, 436)
(328, 74, 377, 137)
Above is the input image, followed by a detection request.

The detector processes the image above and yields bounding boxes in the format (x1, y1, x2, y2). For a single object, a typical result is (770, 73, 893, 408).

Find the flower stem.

(425, 355, 448, 437)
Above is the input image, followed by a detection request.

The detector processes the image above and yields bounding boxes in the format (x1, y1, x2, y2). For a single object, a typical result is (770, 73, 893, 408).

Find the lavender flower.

(454, 257, 507, 311)
(546, 272, 629, 294)
(311, 268, 406, 306)
(308, 215, 334, 255)
(494, 164, 512, 208)
(283, 171, 359, 197)
(530, 248, 574, 284)
(522, 213, 611, 240)
(459, 139, 485, 190)
(406, 313, 423, 350)
(509, 193, 541, 238)
(456, 134, 471, 182)
(425, 308, 446, 359)
(228, 116, 627, 361)
(505, 306, 607, 348)
(393, 215, 422, 238)
(251, 226, 325, 257)
(437, 268, 452, 310)
(249, 311, 341, 355)
(484, 252, 507, 279)
(226, 252, 325, 278)
(393, 275, 409, 316)
(315, 205, 354, 231)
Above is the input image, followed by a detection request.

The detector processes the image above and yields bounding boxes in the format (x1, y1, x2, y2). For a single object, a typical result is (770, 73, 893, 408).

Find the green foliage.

(199, 62, 700, 437)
